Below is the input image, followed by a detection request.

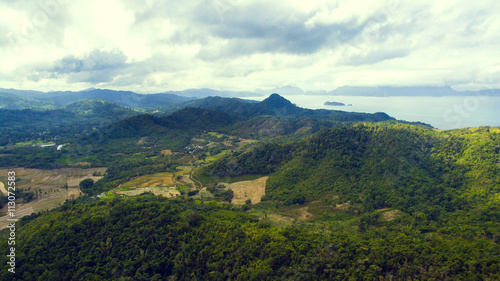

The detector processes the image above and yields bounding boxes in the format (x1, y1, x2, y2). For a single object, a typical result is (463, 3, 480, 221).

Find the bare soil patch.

(380, 210, 402, 221)
(297, 206, 313, 221)
(262, 213, 294, 228)
(115, 187, 180, 198)
(336, 202, 351, 211)
(220, 176, 268, 205)
(0, 168, 105, 228)
(161, 149, 173, 156)
(121, 173, 179, 189)
(178, 174, 195, 187)
(137, 137, 148, 145)
(0, 182, 6, 196)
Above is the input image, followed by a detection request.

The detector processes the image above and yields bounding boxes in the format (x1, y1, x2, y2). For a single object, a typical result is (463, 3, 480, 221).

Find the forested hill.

(167, 93, 396, 122)
(3, 193, 500, 280)
(0, 88, 194, 109)
(110, 107, 239, 138)
(197, 124, 500, 213)
(0, 92, 55, 110)
(0, 99, 140, 146)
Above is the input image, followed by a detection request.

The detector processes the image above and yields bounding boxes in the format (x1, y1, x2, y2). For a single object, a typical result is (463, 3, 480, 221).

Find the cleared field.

(0, 167, 105, 228)
(297, 206, 313, 221)
(0, 168, 105, 187)
(120, 172, 182, 189)
(0, 181, 6, 196)
(115, 187, 180, 198)
(205, 151, 228, 162)
(380, 209, 402, 221)
(161, 149, 173, 156)
(0, 187, 83, 230)
(178, 174, 195, 187)
(176, 166, 193, 172)
(207, 132, 224, 138)
(220, 176, 268, 205)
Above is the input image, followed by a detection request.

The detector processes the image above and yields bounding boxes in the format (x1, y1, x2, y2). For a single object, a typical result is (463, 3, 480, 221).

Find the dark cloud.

(192, 1, 403, 60)
(2, 0, 500, 91)
(52, 49, 127, 73)
(51, 49, 128, 83)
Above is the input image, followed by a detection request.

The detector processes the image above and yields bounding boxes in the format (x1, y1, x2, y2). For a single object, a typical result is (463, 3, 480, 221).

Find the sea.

(246, 95, 500, 130)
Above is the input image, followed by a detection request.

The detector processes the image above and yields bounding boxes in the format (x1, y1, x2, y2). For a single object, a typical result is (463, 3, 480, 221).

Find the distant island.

(324, 101, 352, 106)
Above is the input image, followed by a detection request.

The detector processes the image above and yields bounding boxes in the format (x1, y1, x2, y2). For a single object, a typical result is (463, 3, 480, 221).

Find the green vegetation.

(199, 124, 499, 214)
(1, 194, 499, 280)
(79, 178, 95, 194)
(1, 93, 499, 280)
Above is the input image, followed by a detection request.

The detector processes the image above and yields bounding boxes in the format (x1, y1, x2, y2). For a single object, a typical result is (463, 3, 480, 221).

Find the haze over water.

(248, 95, 500, 130)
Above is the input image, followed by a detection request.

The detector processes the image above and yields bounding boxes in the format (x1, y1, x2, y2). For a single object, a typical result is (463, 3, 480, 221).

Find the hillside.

(2, 194, 500, 280)
(168, 93, 396, 122)
(0, 92, 55, 110)
(197, 124, 500, 212)
(0, 99, 140, 147)
(0, 88, 194, 110)
(110, 107, 238, 138)
(1, 99, 499, 280)
(62, 98, 140, 118)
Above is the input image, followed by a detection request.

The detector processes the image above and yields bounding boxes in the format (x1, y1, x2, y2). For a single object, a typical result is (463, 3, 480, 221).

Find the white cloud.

(0, 0, 499, 92)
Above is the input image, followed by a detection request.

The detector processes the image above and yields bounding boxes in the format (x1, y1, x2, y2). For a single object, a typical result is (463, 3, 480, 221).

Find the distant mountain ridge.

(0, 88, 195, 109)
(3, 85, 500, 105)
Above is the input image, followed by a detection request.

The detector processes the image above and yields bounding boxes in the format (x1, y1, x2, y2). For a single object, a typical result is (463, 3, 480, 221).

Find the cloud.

(0, 0, 499, 92)
(52, 49, 127, 74)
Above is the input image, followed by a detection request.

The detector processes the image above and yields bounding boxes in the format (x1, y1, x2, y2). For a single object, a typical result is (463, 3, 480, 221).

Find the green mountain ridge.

(0, 99, 140, 147)
(0, 88, 194, 110)
(1, 92, 500, 280)
(197, 124, 500, 213)
(0, 92, 56, 110)
(167, 93, 397, 122)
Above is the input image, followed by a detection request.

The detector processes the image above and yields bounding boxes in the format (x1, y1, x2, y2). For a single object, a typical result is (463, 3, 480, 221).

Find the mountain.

(196, 124, 499, 212)
(0, 99, 140, 146)
(164, 96, 258, 115)
(4, 125, 500, 280)
(44, 89, 195, 108)
(246, 93, 302, 117)
(2, 86, 500, 281)
(167, 94, 396, 122)
(0, 92, 55, 110)
(0, 194, 376, 280)
(62, 98, 140, 119)
(0, 88, 45, 97)
(110, 107, 239, 139)
(0, 88, 195, 109)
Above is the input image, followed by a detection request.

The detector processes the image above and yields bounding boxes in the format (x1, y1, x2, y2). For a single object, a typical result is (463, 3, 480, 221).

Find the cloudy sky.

(1, 0, 499, 93)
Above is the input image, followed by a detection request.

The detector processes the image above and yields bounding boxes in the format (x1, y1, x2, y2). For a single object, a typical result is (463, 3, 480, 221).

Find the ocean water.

(248, 95, 500, 130)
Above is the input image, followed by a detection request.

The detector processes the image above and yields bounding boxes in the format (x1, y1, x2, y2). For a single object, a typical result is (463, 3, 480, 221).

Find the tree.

(221, 189, 234, 202)
(79, 178, 95, 194)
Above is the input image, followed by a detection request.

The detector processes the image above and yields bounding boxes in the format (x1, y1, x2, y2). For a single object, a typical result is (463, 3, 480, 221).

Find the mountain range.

(2, 85, 500, 112)
(0, 88, 194, 109)
(1, 86, 499, 280)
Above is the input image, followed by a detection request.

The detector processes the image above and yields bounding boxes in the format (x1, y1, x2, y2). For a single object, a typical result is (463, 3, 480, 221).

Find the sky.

(1, 0, 500, 93)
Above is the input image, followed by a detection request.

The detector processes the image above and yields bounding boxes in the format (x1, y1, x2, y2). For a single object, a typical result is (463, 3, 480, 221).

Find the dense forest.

(1, 194, 499, 280)
(197, 124, 499, 212)
(1, 93, 499, 280)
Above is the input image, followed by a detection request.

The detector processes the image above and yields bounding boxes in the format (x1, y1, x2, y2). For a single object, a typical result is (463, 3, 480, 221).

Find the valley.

(0, 92, 499, 280)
